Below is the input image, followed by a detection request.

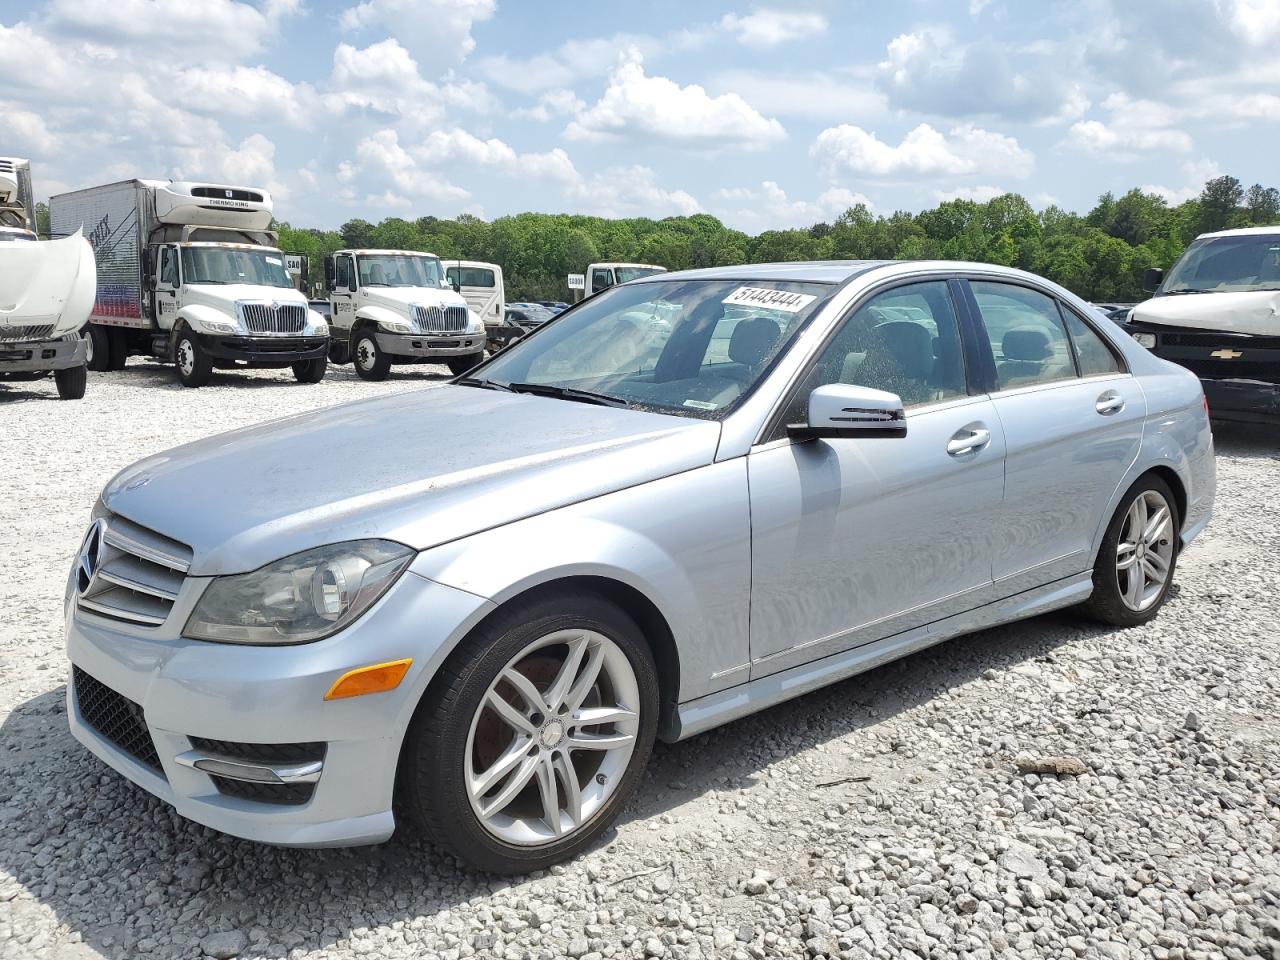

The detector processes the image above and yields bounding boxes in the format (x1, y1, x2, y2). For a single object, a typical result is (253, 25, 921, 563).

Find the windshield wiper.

(456, 376, 513, 392)
(506, 382, 629, 408)
(1162, 289, 1211, 295)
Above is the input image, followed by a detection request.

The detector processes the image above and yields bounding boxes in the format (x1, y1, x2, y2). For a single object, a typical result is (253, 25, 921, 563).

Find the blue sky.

(2, 0, 1277, 231)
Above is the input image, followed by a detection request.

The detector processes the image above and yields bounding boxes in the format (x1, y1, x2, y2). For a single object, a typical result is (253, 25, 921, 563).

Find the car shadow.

(0, 604, 1121, 959)
(1211, 421, 1278, 459)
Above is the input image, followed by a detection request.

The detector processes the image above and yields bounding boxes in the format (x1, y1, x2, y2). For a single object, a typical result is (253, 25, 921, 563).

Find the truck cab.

(575, 262, 667, 302)
(444, 260, 505, 333)
(325, 249, 486, 380)
(50, 179, 329, 387)
(1122, 227, 1280, 425)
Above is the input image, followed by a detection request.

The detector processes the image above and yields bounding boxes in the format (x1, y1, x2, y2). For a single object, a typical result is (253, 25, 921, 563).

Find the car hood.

(184, 284, 308, 309)
(102, 386, 722, 576)
(0, 231, 95, 336)
(362, 287, 467, 311)
(1132, 291, 1280, 337)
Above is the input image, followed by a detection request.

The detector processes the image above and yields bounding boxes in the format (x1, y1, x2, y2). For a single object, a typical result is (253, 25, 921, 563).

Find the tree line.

(42, 174, 1279, 304)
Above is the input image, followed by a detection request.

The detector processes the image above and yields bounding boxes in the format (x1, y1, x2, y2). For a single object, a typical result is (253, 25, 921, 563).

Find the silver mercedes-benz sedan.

(65, 261, 1215, 873)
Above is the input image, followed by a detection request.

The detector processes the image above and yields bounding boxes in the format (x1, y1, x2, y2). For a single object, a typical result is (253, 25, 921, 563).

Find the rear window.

(448, 266, 495, 288)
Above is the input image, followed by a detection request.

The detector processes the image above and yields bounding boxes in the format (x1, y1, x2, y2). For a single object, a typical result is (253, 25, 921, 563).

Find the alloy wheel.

(1115, 490, 1175, 612)
(464, 629, 640, 846)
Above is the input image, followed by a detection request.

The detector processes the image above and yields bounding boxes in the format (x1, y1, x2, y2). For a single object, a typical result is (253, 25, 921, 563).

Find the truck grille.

(75, 515, 191, 628)
(411, 304, 468, 334)
(0, 323, 54, 342)
(240, 302, 307, 335)
(73, 667, 164, 775)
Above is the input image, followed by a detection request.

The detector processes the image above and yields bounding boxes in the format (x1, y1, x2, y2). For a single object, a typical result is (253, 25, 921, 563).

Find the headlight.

(1132, 332, 1156, 348)
(311, 320, 329, 336)
(184, 540, 414, 645)
(200, 319, 239, 336)
(379, 319, 412, 334)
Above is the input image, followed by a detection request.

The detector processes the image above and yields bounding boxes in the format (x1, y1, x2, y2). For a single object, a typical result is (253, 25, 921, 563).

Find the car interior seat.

(851, 320, 936, 405)
(998, 326, 1054, 387)
(721, 316, 782, 382)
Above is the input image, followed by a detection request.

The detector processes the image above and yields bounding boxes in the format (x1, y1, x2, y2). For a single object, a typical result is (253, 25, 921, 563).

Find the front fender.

(175, 304, 237, 336)
(353, 305, 406, 331)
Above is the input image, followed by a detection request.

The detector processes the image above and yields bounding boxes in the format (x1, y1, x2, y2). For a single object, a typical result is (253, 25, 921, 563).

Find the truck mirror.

(452, 280, 461, 293)
(1142, 267, 1164, 293)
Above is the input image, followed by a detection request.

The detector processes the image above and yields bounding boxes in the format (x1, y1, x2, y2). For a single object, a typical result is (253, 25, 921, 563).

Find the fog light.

(1132, 332, 1156, 348)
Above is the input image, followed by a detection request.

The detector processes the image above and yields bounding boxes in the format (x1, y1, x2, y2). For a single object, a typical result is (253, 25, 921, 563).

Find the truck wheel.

(353, 331, 390, 382)
(329, 340, 351, 365)
(447, 352, 485, 377)
(292, 356, 327, 384)
(85, 327, 110, 372)
(54, 364, 88, 400)
(107, 328, 128, 371)
(401, 591, 658, 874)
(174, 329, 212, 388)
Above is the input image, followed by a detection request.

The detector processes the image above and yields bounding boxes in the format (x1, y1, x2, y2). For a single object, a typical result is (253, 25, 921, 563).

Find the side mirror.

(1143, 267, 1164, 293)
(452, 280, 461, 293)
(787, 384, 907, 440)
(323, 257, 335, 291)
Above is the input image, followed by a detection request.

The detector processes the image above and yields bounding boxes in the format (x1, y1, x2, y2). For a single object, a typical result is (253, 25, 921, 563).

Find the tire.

(353, 330, 391, 381)
(1080, 475, 1180, 627)
(85, 326, 110, 372)
(329, 340, 351, 365)
(402, 591, 659, 874)
(173, 328, 211, 388)
(54, 363, 87, 400)
(107, 328, 128, 371)
(292, 356, 327, 383)
(447, 352, 485, 377)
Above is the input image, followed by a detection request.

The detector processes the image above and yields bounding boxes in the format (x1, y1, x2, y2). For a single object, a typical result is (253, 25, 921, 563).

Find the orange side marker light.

(324, 658, 413, 701)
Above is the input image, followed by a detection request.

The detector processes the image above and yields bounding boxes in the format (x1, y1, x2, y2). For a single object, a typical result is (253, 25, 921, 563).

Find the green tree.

(1198, 176, 1245, 234)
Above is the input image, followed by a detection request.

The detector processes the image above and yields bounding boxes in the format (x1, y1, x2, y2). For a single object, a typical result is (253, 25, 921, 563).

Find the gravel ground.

(1, 361, 1278, 960)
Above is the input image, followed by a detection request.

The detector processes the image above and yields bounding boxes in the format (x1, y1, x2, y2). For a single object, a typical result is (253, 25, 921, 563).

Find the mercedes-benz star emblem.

(76, 519, 106, 596)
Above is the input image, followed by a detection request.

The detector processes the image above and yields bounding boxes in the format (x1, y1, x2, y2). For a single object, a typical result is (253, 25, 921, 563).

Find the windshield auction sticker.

(723, 287, 818, 313)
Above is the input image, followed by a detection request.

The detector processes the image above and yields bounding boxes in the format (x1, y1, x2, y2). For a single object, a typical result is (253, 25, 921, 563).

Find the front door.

(330, 253, 357, 333)
(963, 279, 1146, 592)
(748, 279, 1006, 676)
(154, 245, 180, 330)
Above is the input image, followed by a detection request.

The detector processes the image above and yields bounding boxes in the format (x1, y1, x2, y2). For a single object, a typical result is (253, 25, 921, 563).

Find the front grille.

(1180, 358, 1279, 382)
(240, 302, 306, 335)
(1161, 331, 1280, 350)
(0, 323, 54, 342)
(191, 187, 264, 203)
(208, 777, 314, 806)
(188, 737, 326, 764)
(411, 304, 468, 334)
(73, 667, 164, 775)
(76, 515, 191, 628)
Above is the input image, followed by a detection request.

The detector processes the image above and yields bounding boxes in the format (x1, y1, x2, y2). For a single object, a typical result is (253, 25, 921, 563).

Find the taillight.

(1203, 394, 1210, 417)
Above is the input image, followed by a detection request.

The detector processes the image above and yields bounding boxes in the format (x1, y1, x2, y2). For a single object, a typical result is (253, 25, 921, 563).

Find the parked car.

(1120, 227, 1280, 424)
(537, 301, 570, 313)
(488, 301, 558, 352)
(65, 261, 1214, 874)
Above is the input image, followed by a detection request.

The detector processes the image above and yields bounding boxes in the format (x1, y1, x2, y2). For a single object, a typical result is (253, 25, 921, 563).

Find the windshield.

(181, 246, 293, 287)
(509, 303, 555, 322)
(358, 254, 444, 288)
(0, 229, 35, 242)
(614, 266, 665, 283)
(1163, 235, 1280, 294)
(479, 279, 832, 418)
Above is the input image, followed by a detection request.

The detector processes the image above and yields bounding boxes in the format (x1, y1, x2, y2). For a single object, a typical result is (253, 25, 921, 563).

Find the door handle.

(1096, 390, 1125, 415)
(947, 426, 991, 456)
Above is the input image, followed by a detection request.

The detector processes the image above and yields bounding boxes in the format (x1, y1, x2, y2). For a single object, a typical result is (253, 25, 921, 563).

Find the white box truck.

(49, 179, 329, 387)
(570, 262, 666, 302)
(0, 156, 94, 399)
(324, 248, 486, 380)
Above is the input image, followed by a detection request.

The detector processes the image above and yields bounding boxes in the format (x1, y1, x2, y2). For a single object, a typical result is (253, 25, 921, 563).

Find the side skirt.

(666, 572, 1093, 741)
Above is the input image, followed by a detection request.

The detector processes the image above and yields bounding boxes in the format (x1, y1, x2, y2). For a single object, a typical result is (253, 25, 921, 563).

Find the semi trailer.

(0, 156, 93, 400)
(49, 179, 329, 387)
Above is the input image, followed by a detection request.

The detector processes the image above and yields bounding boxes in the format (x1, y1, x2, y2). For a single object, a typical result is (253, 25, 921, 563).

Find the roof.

(1196, 226, 1280, 240)
(337, 249, 441, 258)
(634, 260, 894, 285)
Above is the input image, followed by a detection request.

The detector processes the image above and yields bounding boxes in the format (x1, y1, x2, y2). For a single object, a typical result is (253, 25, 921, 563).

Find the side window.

(336, 255, 353, 289)
(1060, 307, 1123, 377)
(971, 282, 1076, 390)
(810, 281, 968, 409)
(592, 269, 613, 293)
(445, 267, 457, 285)
(159, 247, 178, 286)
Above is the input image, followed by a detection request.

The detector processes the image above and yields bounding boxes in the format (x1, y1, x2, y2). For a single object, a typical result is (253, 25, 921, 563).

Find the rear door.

(747, 279, 1007, 676)
(962, 279, 1146, 593)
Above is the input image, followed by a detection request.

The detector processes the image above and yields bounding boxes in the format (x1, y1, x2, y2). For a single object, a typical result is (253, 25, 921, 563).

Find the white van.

(445, 260, 505, 333)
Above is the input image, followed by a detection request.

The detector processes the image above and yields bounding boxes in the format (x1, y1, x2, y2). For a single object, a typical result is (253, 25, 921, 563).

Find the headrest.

(728, 316, 781, 366)
(1003, 326, 1052, 362)
(870, 321, 933, 379)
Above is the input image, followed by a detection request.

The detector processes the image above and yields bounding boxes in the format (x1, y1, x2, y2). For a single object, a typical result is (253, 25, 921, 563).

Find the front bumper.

(198, 334, 328, 367)
(65, 568, 493, 847)
(374, 331, 484, 360)
(0, 335, 85, 374)
(1201, 378, 1280, 424)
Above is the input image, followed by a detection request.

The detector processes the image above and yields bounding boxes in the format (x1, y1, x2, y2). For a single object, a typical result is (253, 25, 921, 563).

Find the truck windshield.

(614, 266, 665, 283)
(1163, 235, 1280, 294)
(358, 254, 444, 287)
(477, 279, 832, 418)
(181, 247, 293, 287)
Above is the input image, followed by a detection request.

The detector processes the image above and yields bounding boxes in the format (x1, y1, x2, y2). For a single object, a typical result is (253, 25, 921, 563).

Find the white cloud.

(933, 185, 1007, 203)
(877, 28, 1088, 124)
(338, 0, 494, 65)
(172, 133, 287, 199)
(513, 88, 586, 122)
(0, 101, 63, 156)
(1068, 93, 1193, 156)
(720, 8, 827, 48)
(811, 122, 1034, 179)
(172, 66, 317, 127)
(1141, 159, 1222, 205)
(566, 166, 701, 219)
(353, 129, 471, 204)
(709, 69, 886, 121)
(328, 40, 494, 125)
(715, 181, 871, 230)
(415, 129, 580, 185)
(565, 49, 785, 149)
